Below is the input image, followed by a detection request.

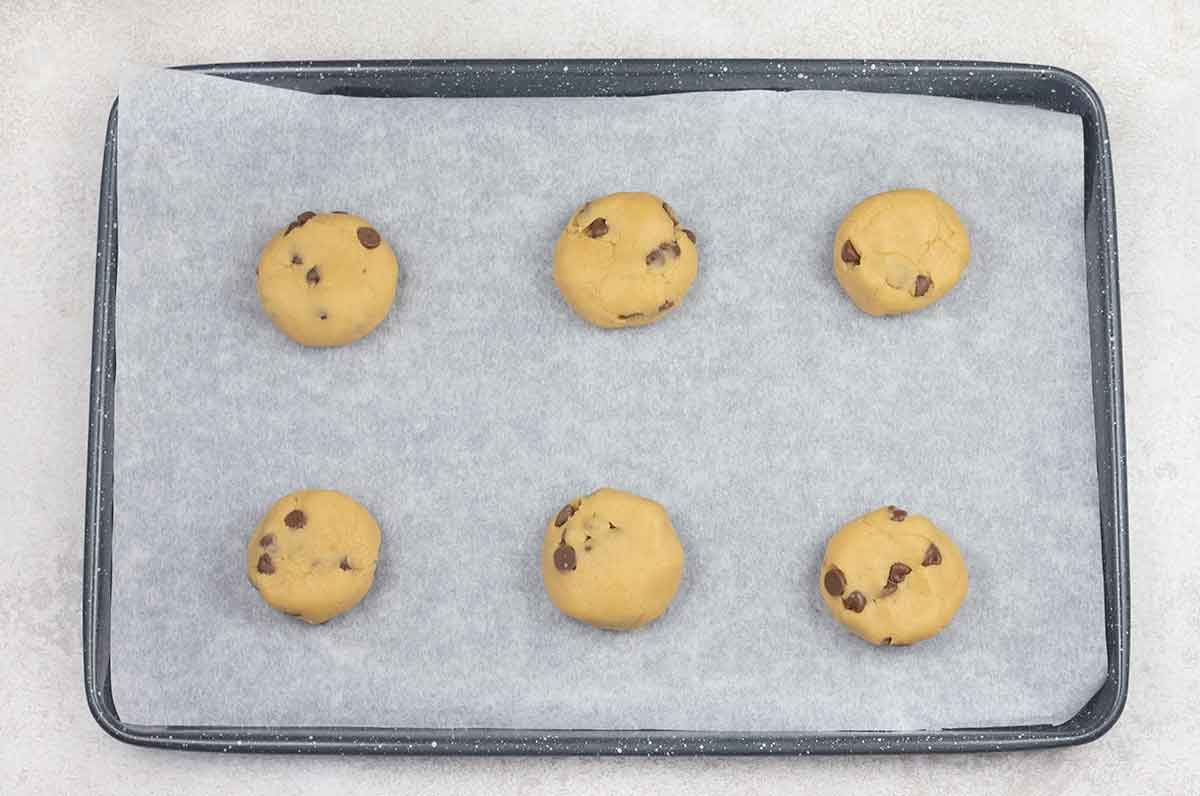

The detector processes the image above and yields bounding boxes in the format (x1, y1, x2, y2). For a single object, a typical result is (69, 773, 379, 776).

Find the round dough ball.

(819, 506, 967, 646)
(553, 192, 698, 328)
(833, 189, 969, 316)
(246, 489, 382, 624)
(256, 211, 399, 346)
(541, 487, 685, 630)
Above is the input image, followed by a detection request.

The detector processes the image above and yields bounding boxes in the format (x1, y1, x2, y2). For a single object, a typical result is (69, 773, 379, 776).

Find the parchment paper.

(111, 66, 1105, 731)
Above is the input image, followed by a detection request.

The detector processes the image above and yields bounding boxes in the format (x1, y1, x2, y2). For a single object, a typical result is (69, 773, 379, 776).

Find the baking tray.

(83, 59, 1128, 755)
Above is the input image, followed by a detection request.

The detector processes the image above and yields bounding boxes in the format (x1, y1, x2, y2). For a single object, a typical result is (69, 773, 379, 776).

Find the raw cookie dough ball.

(246, 489, 382, 624)
(553, 192, 698, 328)
(541, 487, 685, 630)
(256, 211, 400, 346)
(819, 506, 968, 646)
(833, 189, 969, 316)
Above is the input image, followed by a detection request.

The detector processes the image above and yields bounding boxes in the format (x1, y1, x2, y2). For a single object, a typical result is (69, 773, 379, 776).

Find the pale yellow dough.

(819, 506, 968, 646)
(833, 189, 969, 316)
(553, 192, 699, 328)
(246, 489, 382, 624)
(541, 487, 685, 630)
(256, 211, 399, 346)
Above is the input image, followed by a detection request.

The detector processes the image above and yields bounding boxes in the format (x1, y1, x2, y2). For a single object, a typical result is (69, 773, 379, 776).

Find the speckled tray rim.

(83, 59, 1128, 755)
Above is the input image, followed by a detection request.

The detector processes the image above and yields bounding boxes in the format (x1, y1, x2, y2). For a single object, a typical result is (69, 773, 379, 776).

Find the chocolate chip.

(357, 226, 381, 249)
(339, 556, 352, 571)
(296, 211, 316, 225)
(824, 567, 846, 596)
(682, 228, 696, 244)
(554, 504, 576, 527)
(259, 533, 274, 548)
(880, 582, 897, 597)
(646, 249, 665, 267)
(291, 255, 303, 265)
(881, 637, 892, 645)
(841, 239, 861, 265)
(284, 221, 299, 236)
(584, 217, 609, 238)
(663, 202, 678, 224)
(554, 543, 577, 572)
(318, 312, 328, 320)
(306, 266, 320, 286)
(284, 509, 306, 529)
(842, 591, 866, 612)
(923, 543, 942, 566)
(617, 312, 644, 320)
(257, 553, 275, 574)
(888, 506, 908, 522)
(332, 210, 348, 214)
(658, 299, 675, 312)
(888, 562, 912, 583)
(914, 274, 932, 297)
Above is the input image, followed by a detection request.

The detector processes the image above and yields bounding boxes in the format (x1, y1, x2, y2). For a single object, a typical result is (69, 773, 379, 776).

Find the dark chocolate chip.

(284, 509, 306, 529)
(332, 210, 348, 214)
(617, 312, 645, 320)
(914, 274, 932, 297)
(824, 567, 846, 597)
(554, 504, 576, 527)
(658, 299, 675, 312)
(888, 506, 908, 522)
(296, 211, 316, 225)
(340, 556, 352, 571)
(291, 255, 303, 265)
(841, 239, 861, 265)
(257, 553, 275, 574)
(356, 226, 381, 249)
(922, 543, 942, 566)
(888, 562, 912, 584)
(880, 582, 897, 597)
(554, 543, 577, 572)
(306, 266, 320, 286)
(318, 312, 328, 320)
(682, 228, 696, 244)
(646, 248, 665, 267)
(259, 533, 274, 548)
(584, 217, 609, 238)
(842, 591, 866, 612)
(663, 202, 678, 224)
(881, 636, 893, 645)
(284, 221, 299, 236)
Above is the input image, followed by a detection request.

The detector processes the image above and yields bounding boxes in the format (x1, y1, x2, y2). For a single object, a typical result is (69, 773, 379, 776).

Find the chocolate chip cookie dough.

(256, 211, 400, 346)
(553, 192, 698, 328)
(541, 487, 685, 630)
(247, 489, 382, 624)
(819, 506, 968, 645)
(833, 189, 969, 316)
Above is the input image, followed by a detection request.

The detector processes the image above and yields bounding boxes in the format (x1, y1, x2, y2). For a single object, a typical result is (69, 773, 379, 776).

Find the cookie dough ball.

(247, 489, 382, 624)
(833, 189, 969, 316)
(553, 192, 698, 328)
(541, 487, 685, 630)
(819, 506, 968, 646)
(256, 211, 399, 346)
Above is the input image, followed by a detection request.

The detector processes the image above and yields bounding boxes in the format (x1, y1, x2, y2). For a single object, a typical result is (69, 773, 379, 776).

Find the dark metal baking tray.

(84, 59, 1127, 755)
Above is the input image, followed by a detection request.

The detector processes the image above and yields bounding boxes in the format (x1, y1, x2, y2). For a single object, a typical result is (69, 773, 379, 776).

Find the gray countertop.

(2, 1, 1197, 793)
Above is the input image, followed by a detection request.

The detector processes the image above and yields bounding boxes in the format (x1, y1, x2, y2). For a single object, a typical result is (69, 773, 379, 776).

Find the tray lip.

(84, 58, 1128, 755)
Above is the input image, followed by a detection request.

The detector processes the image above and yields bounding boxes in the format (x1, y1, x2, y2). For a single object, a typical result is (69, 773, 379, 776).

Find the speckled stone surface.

(1, 1, 1197, 793)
